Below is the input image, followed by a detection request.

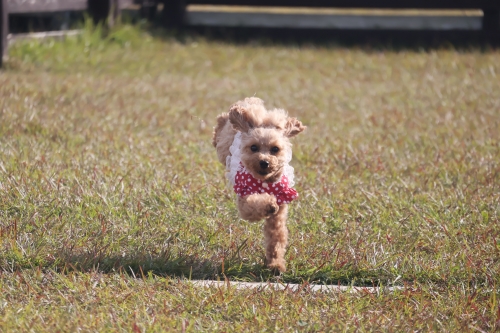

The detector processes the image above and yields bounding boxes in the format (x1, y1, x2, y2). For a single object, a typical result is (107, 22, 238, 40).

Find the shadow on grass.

(3, 249, 396, 287)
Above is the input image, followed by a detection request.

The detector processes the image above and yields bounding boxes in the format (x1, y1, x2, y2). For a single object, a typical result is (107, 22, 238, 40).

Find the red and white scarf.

(233, 163, 298, 204)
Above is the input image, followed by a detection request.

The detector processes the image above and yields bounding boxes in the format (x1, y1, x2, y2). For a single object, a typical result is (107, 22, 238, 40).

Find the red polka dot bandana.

(233, 164, 299, 204)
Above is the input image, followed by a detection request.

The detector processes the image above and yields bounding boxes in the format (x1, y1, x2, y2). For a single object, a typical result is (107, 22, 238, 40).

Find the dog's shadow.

(30, 249, 281, 282)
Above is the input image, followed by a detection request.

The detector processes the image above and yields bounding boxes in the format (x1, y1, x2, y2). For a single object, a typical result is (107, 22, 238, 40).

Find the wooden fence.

(2, 0, 500, 67)
(168, 0, 500, 28)
(1, 0, 133, 67)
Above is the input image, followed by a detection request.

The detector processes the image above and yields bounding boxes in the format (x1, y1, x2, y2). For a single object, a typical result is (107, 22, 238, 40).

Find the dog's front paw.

(237, 193, 279, 221)
(265, 201, 279, 216)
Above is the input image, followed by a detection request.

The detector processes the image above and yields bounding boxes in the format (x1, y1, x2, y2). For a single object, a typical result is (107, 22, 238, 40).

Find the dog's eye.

(271, 147, 280, 154)
(250, 145, 258, 152)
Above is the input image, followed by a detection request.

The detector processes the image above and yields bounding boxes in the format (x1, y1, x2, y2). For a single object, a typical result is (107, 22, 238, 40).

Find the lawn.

(0, 23, 499, 331)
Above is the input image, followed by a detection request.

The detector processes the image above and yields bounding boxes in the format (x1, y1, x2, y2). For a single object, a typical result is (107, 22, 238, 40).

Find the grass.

(1, 22, 500, 331)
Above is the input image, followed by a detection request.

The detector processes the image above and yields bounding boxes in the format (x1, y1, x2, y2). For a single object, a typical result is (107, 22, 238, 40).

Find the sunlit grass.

(1, 22, 499, 331)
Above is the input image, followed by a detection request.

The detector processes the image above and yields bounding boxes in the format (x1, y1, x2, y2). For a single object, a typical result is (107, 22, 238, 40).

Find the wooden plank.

(8, 29, 82, 42)
(1, 0, 6, 67)
(186, 0, 500, 10)
(187, 11, 482, 30)
(8, 0, 87, 14)
(189, 6, 483, 16)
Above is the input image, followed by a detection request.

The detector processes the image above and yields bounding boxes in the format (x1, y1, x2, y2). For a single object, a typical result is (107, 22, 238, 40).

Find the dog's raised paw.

(265, 202, 279, 215)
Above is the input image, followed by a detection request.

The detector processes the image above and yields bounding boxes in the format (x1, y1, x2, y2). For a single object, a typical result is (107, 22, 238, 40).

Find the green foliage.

(1, 22, 499, 331)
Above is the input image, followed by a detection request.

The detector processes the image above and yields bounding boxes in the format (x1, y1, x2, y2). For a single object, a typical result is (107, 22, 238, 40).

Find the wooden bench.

(165, 0, 500, 31)
(0, 0, 133, 67)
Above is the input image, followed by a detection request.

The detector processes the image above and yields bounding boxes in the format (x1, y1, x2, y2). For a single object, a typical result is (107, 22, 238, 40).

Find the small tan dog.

(212, 97, 305, 272)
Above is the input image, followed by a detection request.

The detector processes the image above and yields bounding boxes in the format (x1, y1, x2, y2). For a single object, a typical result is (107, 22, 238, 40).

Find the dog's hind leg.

(263, 204, 288, 273)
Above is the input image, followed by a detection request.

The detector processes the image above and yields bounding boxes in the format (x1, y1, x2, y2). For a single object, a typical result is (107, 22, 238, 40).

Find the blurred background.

(2, 0, 499, 52)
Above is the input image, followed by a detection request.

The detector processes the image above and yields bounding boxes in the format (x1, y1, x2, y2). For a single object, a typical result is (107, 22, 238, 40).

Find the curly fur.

(212, 97, 305, 272)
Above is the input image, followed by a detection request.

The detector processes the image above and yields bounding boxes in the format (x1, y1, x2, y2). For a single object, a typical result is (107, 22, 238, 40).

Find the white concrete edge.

(188, 280, 402, 293)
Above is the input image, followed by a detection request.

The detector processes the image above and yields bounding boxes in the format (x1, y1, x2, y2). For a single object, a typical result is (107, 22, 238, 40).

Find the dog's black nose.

(260, 160, 269, 169)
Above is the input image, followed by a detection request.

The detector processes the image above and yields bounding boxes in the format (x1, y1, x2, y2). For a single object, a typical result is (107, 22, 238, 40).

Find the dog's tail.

(212, 112, 229, 148)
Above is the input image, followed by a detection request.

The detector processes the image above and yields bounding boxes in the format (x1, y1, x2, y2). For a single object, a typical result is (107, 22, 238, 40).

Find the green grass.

(1, 22, 499, 331)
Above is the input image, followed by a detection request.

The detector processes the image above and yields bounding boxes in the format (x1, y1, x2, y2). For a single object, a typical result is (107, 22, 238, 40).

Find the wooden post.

(162, 0, 186, 27)
(483, 8, 500, 31)
(88, 0, 111, 25)
(88, 0, 132, 27)
(0, 0, 7, 67)
(140, 0, 158, 20)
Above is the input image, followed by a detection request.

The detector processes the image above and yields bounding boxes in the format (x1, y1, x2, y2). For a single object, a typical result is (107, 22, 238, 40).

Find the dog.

(212, 97, 305, 272)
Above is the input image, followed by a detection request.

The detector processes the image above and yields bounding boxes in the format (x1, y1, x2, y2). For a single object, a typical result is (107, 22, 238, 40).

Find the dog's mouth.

(242, 160, 284, 182)
(256, 166, 283, 183)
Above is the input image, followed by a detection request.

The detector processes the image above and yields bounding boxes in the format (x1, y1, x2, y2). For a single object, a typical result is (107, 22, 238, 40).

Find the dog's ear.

(284, 117, 306, 138)
(228, 104, 257, 133)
